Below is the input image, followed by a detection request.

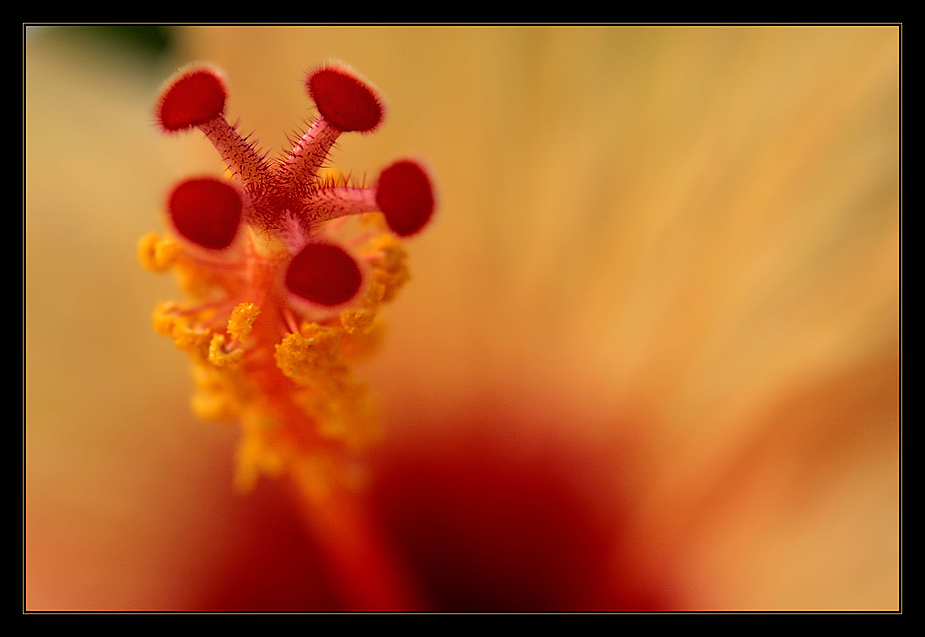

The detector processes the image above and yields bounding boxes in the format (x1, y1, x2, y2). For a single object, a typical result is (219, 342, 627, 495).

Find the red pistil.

(308, 66, 384, 133)
(157, 68, 227, 132)
(285, 243, 363, 307)
(168, 178, 242, 250)
(149, 62, 440, 610)
(155, 63, 435, 320)
(376, 161, 435, 237)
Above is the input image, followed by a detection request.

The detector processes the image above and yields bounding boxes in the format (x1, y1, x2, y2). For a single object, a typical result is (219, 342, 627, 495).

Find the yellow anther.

(171, 322, 211, 352)
(227, 302, 260, 342)
(152, 302, 211, 352)
(340, 307, 375, 334)
(138, 232, 179, 272)
(151, 301, 179, 336)
(275, 323, 341, 378)
(367, 234, 410, 302)
(208, 333, 244, 367)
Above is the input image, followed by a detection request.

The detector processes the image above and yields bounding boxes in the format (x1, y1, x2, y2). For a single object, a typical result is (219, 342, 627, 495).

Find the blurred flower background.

(25, 25, 899, 611)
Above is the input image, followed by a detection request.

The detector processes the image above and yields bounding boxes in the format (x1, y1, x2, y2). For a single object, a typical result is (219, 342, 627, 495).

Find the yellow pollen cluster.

(140, 226, 411, 494)
(138, 232, 180, 272)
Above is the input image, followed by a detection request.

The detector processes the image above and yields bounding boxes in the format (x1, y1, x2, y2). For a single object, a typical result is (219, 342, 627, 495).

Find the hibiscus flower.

(25, 25, 899, 611)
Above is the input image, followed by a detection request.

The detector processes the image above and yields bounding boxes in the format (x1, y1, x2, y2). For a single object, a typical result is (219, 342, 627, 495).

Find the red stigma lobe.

(157, 68, 227, 132)
(285, 243, 363, 306)
(376, 160, 435, 237)
(168, 178, 242, 250)
(308, 67, 384, 133)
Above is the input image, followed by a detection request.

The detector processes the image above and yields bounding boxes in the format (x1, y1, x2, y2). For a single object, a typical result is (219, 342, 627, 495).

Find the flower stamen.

(143, 61, 434, 492)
